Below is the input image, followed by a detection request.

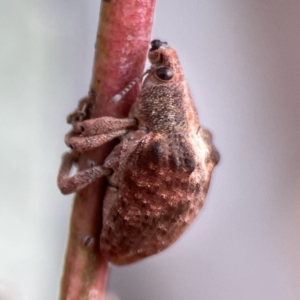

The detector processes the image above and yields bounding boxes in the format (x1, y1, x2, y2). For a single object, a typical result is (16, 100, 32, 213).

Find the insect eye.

(155, 68, 174, 81)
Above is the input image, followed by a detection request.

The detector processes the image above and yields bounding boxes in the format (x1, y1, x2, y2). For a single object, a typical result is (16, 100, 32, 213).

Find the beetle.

(58, 40, 219, 265)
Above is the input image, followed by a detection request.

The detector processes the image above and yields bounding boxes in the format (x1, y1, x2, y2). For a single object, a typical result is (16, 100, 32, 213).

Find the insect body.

(58, 40, 219, 265)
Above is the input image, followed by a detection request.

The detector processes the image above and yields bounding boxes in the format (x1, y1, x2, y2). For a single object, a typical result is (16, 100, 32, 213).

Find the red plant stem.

(59, 1, 156, 299)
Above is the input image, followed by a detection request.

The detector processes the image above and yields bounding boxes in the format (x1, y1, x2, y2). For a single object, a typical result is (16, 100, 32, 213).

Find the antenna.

(110, 70, 150, 103)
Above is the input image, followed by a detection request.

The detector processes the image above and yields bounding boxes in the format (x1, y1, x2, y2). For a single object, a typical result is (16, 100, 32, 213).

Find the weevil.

(58, 40, 219, 265)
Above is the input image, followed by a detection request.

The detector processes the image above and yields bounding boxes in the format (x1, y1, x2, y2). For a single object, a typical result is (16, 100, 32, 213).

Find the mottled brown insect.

(58, 40, 219, 265)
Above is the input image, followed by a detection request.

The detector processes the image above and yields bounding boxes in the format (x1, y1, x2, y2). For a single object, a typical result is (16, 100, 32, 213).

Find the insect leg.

(72, 117, 137, 136)
(57, 152, 112, 194)
(67, 95, 95, 124)
(65, 129, 127, 152)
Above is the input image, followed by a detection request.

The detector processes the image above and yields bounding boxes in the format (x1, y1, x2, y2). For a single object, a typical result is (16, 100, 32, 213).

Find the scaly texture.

(100, 43, 219, 265)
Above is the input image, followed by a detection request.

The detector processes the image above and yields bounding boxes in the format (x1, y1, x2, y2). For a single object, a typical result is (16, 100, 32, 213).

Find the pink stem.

(59, 1, 156, 299)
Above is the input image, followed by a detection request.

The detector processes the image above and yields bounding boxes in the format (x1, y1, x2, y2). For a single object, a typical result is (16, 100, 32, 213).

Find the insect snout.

(150, 39, 169, 52)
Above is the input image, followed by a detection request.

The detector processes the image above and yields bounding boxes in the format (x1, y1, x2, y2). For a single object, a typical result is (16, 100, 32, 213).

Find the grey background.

(1, 1, 300, 300)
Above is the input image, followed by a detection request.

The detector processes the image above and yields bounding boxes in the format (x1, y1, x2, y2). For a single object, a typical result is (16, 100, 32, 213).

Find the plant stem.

(59, 1, 156, 299)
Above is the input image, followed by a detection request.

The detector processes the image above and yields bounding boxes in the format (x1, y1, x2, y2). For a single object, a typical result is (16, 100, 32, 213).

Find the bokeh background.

(1, 1, 300, 299)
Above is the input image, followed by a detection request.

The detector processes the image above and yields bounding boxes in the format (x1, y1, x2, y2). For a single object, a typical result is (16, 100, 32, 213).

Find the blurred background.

(1, 0, 300, 299)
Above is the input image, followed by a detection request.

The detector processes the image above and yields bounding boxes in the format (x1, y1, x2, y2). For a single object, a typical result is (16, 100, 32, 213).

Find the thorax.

(130, 81, 200, 135)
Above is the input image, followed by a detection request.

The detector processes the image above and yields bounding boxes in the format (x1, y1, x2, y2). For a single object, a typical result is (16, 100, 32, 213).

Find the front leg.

(67, 95, 96, 124)
(65, 129, 128, 152)
(72, 117, 137, 136)
(66, 117, 137, 153)
(57, 152, 112, 194)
